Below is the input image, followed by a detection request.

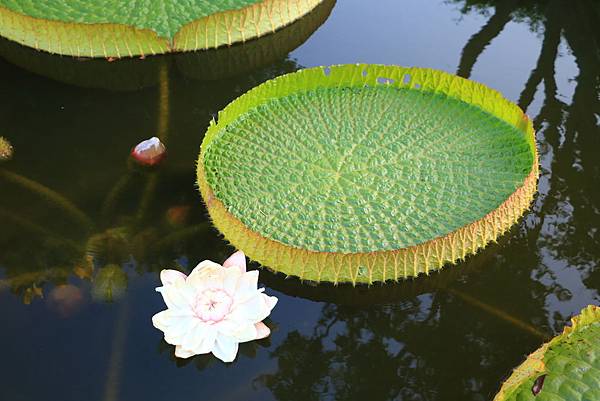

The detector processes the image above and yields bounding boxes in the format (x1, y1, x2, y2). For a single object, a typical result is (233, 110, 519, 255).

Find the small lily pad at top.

(197, 64, 539, 284)
(0, 0, 323, 57)
(493, 305, 600, 401)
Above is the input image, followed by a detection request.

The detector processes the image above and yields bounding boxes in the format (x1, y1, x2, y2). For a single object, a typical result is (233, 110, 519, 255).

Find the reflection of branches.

(259, 3, 600, 400)
(259, 283, 547, 401)
(457, 0, 517, 78)
(518, 2, 561, 111)
(447, 288, 546, 338)
(454, 0, 600, 313)
(261, 233, 552, 400)
(102, 299, 130, 401)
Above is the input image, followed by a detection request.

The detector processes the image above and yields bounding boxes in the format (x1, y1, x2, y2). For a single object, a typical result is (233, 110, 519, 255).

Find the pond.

(0, 0, 599, 400)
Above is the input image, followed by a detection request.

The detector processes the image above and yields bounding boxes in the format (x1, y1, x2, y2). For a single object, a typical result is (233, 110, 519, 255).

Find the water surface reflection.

(0, 1, 599, 400)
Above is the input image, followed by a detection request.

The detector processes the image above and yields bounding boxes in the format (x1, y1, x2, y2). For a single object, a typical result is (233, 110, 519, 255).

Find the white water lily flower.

(152, 251, 277, 362)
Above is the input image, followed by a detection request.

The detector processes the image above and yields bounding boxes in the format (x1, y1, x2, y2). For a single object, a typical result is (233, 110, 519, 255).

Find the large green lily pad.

(0, 0, 334, 89)
(494, 305, 600, 401)
(0, 0, 323, 57)
(197, 64, 539, 283)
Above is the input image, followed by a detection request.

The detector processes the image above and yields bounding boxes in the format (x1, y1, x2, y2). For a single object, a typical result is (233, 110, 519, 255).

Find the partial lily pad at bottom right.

(494, 305, 600, 401)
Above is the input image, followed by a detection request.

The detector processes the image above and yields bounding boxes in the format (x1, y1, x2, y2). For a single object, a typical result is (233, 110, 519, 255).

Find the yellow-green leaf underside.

(0, 0, 323, 57)
(197, 64, 539, 283)
(0, 0, 334, 89)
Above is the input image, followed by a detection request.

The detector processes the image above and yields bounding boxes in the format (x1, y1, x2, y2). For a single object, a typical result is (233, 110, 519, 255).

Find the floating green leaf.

(0, 0, 334, 88)
(494, 305, 600, 401)
(0, 0, 324, 57)
(197, 64, 539, 283)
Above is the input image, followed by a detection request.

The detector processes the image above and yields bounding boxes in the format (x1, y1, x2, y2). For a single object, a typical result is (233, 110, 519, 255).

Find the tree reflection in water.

(258, 2, 600, 400)
(0, 1, 598, 400)
(455, 1, 600, 308)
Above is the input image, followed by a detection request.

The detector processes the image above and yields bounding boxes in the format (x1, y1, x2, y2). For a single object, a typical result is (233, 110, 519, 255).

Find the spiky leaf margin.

(0, 0, 334, 89)
(493, 305, 600, 401)
(0, 0, 323, 57)
(197, 64, 539, 284)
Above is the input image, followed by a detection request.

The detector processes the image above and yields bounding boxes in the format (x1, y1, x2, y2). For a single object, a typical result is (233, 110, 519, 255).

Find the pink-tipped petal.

(174, 345, 195, 359)
(254, 322, 271, 340)
(160, 269, 187, 286)
(223, 251, 246, 273)
(153, 254, 278, 363)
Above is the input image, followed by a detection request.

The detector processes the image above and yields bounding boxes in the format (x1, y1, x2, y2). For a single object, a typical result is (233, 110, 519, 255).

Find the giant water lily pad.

(197, 64, 539, 283)
(494, 305, 600, 401)
(0, 0, 334, 89)
(0, 0, 323, 57)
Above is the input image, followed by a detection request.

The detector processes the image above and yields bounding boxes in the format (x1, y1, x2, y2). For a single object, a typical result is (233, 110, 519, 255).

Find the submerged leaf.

(92, 265, 128, 303)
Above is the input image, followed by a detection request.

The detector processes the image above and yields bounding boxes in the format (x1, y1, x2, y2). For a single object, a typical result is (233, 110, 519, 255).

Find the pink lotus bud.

(131, 137, 166, 166)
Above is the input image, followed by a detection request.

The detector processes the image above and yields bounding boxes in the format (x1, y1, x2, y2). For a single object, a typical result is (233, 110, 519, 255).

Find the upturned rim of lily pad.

(0, 0, 335, 90)
(492, 305, 600, 400)
(196, 64, 539, 284)
(0, 0, 324, 58)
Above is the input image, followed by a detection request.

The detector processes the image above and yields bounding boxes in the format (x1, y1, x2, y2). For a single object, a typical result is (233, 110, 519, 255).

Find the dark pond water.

(1, 0, 599, 400)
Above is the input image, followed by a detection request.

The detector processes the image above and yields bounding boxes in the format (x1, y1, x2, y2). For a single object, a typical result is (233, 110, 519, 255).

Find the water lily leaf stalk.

(197, 64, 539, 284)
(448, 288, 546, 339)
(101, 173, 134, 219)
(0, 169, 93, 229)
(0, 0, 324, 57)
(493, 305, 600, 401)
(102, 299, 129, 401)
(136, 62, 170, 223)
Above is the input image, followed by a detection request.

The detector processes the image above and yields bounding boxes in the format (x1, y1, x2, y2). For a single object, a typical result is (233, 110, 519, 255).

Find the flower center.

(193, 289, 233, 323)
